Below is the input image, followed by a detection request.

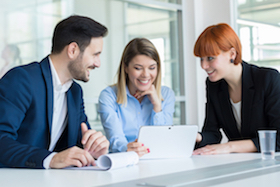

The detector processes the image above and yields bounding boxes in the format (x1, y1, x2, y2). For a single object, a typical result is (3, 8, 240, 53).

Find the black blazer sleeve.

(197, 79, 223, 148)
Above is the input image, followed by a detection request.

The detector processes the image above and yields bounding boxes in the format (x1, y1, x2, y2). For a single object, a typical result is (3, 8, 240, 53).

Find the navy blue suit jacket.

(0, 56, 89, 168)
(198, 62, 280, 151)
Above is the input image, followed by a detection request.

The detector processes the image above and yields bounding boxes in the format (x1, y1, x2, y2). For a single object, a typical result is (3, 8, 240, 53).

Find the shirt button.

(138, 112, 140, 114)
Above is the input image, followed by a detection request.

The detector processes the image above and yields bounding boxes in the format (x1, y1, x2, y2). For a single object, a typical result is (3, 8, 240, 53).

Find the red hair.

(194, 23, 242, 64)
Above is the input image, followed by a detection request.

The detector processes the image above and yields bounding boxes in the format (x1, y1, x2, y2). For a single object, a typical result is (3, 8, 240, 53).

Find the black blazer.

(198, 62, 280, 151)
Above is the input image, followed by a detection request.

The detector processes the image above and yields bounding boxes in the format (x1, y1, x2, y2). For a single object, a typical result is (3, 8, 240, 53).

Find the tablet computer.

(138, 125, 198, 159)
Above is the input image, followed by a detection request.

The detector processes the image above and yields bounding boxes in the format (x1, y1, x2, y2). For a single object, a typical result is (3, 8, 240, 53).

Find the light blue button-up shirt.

(98, 85, 175, 153)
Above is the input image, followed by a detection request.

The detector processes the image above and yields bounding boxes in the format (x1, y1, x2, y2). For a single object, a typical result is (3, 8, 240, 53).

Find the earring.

(230, 59, 234, 63)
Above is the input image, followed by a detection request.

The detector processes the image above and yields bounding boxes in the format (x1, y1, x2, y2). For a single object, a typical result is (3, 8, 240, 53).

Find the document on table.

(64, 151, 139, 171)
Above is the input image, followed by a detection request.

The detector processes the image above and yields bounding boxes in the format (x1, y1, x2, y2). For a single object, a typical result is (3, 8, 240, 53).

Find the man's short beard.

(68, 52, 89, 82)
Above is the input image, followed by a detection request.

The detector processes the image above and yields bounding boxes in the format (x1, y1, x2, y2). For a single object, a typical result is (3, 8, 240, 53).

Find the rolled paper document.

(97, 151, 139, 170)
(64, 151, 139, 171)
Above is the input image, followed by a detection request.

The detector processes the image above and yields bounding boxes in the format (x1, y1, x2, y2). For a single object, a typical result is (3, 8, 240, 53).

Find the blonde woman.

(98, 38, 175, 157)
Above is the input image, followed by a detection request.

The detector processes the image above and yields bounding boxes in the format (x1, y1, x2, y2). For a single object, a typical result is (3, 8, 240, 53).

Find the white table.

(1, 153, 280, 187)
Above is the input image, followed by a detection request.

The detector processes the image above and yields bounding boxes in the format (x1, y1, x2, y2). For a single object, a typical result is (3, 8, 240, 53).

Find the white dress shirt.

(43, 57, 73, 168)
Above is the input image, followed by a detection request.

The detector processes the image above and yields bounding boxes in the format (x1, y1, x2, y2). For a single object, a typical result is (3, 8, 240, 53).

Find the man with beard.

(0, 15, 109, 169)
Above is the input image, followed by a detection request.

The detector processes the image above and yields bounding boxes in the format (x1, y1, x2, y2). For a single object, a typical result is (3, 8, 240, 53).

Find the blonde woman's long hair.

(116, 38, 162, 105)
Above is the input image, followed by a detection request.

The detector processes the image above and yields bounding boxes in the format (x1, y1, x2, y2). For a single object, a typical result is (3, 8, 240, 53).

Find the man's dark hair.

(51, 15, 108, 54)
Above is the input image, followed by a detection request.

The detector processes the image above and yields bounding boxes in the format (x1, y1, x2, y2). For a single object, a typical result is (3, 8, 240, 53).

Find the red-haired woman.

(193, 23, 280, 155)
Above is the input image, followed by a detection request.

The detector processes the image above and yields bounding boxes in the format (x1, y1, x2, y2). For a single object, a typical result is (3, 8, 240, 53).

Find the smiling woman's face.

(125, 54, 158, 94)
(200, 50, 232, 82)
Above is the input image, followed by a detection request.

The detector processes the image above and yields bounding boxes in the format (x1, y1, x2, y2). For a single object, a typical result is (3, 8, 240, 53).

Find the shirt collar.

(49, 56, 73, 93)
(126, 86, 133, 97)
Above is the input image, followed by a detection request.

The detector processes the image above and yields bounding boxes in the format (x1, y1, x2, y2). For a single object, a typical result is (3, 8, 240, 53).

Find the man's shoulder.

(4, 56, 50, 78)
(0, 62, 41, 85)
(7, 62, 40, 74)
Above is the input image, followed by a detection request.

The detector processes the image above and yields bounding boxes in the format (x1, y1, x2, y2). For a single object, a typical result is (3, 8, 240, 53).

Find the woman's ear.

(67, 42, 80, 59)
(230, 47, 237, 61)
(124, 65, 128, 74)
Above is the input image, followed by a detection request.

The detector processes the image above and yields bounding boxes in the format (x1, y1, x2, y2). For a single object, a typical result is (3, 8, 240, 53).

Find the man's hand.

(49, 146, 95, 168)
(81, 122, 109, 158)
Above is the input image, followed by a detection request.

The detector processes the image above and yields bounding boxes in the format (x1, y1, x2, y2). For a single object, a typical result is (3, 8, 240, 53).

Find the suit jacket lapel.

(67, 88, 79, 146)
(40, 57, 53, 135)
(218, 80, 240, 137)
(241, 62, 255, 136)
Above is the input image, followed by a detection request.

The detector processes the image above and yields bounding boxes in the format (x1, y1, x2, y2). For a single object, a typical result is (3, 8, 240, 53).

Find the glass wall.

(237, 0, 280, 71)
(0, 0, 184, 130)
(0, 0, 70, 78)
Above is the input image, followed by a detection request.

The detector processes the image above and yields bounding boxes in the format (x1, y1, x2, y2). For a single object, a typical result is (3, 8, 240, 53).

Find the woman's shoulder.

(245, 61, 279, 74)
(244, 62, 280, 81)
(205, 77, 227, 90)
(99, 85, 118, 99)
(242, 62, 280, 94)
(161, 85, 175, 98)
